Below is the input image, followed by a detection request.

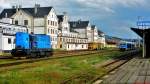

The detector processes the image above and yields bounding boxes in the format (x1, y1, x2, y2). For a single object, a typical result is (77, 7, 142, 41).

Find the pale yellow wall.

(11, 10, 33, 33)
(33, 18, 45, 34)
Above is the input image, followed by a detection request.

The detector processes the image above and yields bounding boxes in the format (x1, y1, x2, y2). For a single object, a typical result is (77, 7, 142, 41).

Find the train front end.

(11, 32, 30, 57)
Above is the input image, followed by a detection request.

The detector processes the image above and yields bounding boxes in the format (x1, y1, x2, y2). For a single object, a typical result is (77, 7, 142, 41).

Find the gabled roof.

(0, 7, 53, 18)
(57, 15, 64, 23)
(98, 30, 103, 35)
(69, 21, 89, 28)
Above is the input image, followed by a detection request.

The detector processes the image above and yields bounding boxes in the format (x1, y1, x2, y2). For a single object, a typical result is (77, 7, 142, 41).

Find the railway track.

(61, 50, 141, 84)
(0, 50, 117, 68)
(92, 50, 141, 84)
(0, 50, 106, 59)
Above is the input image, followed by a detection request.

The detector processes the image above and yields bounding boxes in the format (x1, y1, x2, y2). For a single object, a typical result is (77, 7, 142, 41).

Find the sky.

(0, 0, 150, 39)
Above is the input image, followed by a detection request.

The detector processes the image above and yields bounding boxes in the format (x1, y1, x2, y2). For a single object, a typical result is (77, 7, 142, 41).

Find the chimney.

(73, 22, 77, 27)
(78, 19, 81, 24)
(16, 5, 19, 12)
(63, 12, 67, 15)
(12, 6, 15, 9)
(5, 13, 8, 18)
(19, 5, 22, 9)
(34, 4, 40, 14)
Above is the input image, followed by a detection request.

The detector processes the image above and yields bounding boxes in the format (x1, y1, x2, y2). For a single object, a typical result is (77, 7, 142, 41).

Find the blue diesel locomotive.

(11, 32, 52, 58)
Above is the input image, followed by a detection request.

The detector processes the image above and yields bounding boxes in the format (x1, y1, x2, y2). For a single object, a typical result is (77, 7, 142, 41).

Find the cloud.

(76, 0, 148, 13)
(0, 0, 149, 38)
(0, 0, 11, 8)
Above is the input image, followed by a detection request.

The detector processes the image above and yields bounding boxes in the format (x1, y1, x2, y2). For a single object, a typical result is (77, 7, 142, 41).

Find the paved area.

(102, 57, 150, 84)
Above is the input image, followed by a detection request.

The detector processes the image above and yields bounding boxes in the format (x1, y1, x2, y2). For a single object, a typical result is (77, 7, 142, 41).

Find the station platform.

(102, 57, 150, 84)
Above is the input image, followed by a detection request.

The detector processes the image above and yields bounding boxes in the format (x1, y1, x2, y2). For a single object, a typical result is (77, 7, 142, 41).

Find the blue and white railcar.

(118, 42, 135, 51)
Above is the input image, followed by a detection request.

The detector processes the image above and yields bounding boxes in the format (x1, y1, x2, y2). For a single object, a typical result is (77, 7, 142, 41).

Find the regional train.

(118, 41, 135, 51)
(11, 32, 53, 58)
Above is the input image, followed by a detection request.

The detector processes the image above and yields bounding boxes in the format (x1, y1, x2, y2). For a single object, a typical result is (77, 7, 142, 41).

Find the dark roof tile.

(57, 15, 64, 23)
(69, 21, 89, 28)
(91, 25, 96, 30)
(0, 7, 52, 18)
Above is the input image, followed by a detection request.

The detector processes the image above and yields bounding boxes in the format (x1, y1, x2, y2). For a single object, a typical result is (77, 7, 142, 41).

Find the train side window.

(8, 38, 11, 44)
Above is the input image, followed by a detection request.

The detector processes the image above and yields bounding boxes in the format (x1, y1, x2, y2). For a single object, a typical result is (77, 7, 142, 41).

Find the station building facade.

(0, 18, 27, 53)
(57, 13, 88, 50)
(69, 20, 106, 49)
(0, 5, 105, 51)
(0, 5, 58, 49)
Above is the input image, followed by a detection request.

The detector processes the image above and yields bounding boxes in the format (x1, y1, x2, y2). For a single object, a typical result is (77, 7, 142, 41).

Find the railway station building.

(69, 20, 106, 50)
(0, 4, 59, 49)
(0, 4, 106, 51)
(57, 13, 88, 50)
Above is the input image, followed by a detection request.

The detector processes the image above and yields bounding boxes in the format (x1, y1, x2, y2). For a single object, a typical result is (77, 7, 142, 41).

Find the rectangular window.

(24, 20, 28, 25)
(15, 20, 18, 25)
(60, 44, 62, 48)
(52, 21, 54, 26)
(8, 38, 11, 44)
(82, 45, 84, 48)
(48, 29, 49, 33)
(48, 20, 50, 25)
(51, 21, 52, 25)
(55, 22, 57, 26)
(51, 29, 53, 34)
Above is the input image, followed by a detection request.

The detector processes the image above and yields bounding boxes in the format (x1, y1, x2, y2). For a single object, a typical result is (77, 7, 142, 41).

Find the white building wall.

(34, 18, 45, 34)
(0, 22, 27, 52)
(87, 26, 92, 43)
(93, 28, 99, 42)
(58, 14, 88, 51)
(74, 29, 86, 38)
(66, 44, 88, 50)
(11, 10, 32, 33)
(47, 8, 58, 49)
(61, 15, 70, 33)
(1, 18, 13, 24)
(2, 35, 15, 51)
(98, 36, 106, 47)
